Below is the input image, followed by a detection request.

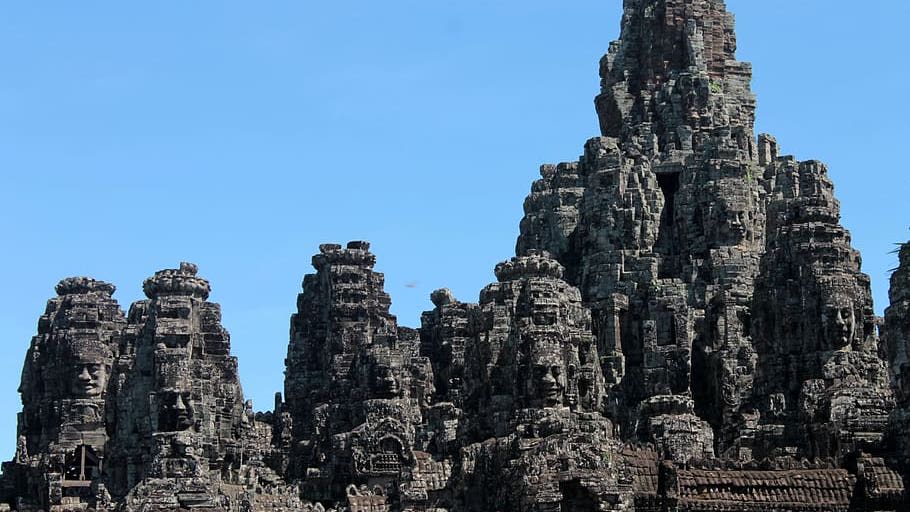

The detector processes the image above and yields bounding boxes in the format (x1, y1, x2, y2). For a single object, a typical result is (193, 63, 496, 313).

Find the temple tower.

(3, 278, 124, 510)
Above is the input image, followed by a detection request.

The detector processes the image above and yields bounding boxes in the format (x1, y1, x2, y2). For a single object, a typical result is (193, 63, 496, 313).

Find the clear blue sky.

(1, 2, 908, 462)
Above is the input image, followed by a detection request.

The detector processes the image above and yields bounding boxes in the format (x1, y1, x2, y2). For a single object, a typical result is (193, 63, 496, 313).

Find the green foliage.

(710, 81, 723, 94)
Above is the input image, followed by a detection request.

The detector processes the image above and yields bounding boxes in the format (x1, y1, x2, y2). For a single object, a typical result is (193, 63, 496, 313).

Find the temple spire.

(596, 0, 754, 149)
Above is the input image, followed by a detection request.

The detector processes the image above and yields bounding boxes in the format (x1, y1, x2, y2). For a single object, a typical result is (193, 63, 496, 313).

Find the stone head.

(821, 301, 855, 350)
(65, 340, 113, 399)
(818, 278, 858, 350)
(374, 364, 401, 398)
(157, 390, 195, 432)
(71, 361, 107, 398)
(364, 348, 404, 399)
(724, 208, 749, 241)
(712, 192, 754, 245)
(524, 339, 567, 409)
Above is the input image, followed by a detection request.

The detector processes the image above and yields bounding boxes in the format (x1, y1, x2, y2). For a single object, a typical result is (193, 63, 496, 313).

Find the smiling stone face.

(821, 297, 856, 350)
(722, 209, 749, 242)
(158, 391, 195, 432)
(71, 362, 107, 398)
(711, 194, 756, 247)
(816, 277, 863, 350)
(531, 356, 565, 408)
(358, 345, 407, 401)
(373, 363, 402, 399)
(519, 335, 569, 410)
(64, 339, 115, 400)
(486, 253, 604, 415)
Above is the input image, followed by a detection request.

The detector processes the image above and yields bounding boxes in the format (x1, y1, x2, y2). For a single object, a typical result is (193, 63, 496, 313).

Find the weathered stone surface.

(420, 288, 476, 410)
(282, 242, 447, 511)
(745, 160, 892, 462)
(887, 241, 910, 474)
(1, 1, 908, 510)
(4, 263, 299, 511)
(107, 264, 243, 498)
(518, 0, 765, 461)
(2, 278, 125, 511)
(453, 251, 631, 510)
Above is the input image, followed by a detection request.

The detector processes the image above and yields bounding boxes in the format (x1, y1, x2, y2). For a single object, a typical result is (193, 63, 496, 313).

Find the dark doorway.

(559, 479, 597, 511)
(656, 171, 681, 278)
(63, 445, 100, 487)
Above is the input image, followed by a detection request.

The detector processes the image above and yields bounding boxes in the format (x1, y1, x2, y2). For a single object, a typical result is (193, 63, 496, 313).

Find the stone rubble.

(2, 0, 909, 510)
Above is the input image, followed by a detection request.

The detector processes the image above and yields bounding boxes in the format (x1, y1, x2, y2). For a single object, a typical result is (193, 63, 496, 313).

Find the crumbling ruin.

(2, 0, 908, 510)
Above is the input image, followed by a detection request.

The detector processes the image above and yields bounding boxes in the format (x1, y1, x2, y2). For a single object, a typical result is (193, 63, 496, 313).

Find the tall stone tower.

(887, 242, 910, 470)
(2, 278, 124, 510)
(516, 0, 884, 464)
(105, 263, 250, 509)
(283, 242, 442, 510)
(454, 251, 629, 510)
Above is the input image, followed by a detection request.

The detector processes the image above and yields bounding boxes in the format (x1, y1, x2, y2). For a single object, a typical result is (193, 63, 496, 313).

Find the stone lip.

(142, 262, 211, 300)
(55, 276, 116, 296)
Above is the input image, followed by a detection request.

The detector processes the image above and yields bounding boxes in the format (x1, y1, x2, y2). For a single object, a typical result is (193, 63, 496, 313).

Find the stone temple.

(1, 0, 909, 510)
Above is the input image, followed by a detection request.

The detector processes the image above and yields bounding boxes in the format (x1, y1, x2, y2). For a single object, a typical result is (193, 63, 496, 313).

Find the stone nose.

(78, 367, 92, 382)
(834, 311, 846, 326)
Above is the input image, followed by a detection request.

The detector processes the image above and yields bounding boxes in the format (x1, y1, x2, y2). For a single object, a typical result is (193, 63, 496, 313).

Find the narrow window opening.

(657, 172, 680, 221)
(656, 171, 681, 278)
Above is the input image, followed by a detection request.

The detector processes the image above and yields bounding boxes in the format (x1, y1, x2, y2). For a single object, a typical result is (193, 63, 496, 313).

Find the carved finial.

(143, 262, 211, 300)
(312, 241, 377, 271)
(179, 262, 198, 275)
(494, 250, 565, 283)
(55, 277, 116, 297)
(431, 288, 455, 307)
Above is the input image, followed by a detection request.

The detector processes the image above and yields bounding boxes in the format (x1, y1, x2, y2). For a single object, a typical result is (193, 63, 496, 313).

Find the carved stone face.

(373, 364, 401, 399)
(532, 308, 558, 326)
(715, 205, 752, 244)
(71, 362, 107, 398)
(822, 301, 855, 349)
(524, 283, 560, 327)
(158, 392, 194, 431)
(528, 352, 566, 408)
